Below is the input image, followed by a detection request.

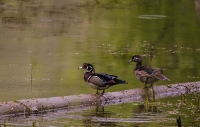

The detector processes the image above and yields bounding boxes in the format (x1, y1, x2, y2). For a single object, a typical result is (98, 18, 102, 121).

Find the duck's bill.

(78, 66, 83, 69)
(128, 59, 133, 63)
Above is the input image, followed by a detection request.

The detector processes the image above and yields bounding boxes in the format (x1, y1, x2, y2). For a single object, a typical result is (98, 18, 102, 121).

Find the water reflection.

(136, 104, 159, 113)
(0, 93, 199, 126)
(83, 104, 117, 127)
(138, 15, 167, 19)
(82, 101, 165, 127)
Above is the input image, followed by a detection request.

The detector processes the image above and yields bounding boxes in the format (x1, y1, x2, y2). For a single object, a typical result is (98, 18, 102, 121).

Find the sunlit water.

(0, 0, 200, 126)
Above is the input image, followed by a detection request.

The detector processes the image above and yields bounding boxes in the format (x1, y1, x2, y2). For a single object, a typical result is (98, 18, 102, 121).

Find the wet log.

(0, 81, 200, 116)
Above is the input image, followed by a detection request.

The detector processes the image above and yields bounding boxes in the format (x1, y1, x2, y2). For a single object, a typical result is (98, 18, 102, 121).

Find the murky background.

(0, 0, 200, 126)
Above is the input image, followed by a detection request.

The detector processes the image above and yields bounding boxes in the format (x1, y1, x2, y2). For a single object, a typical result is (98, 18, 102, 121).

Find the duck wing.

(87, 73, 116, 87)
(93, 73, 117, 81)
(137, 66, 170, 81)
(89, 73, 127, 86)
(153, 69, 170, 81)
(141, 66, 155, 74)
(134, 69, 152, 82)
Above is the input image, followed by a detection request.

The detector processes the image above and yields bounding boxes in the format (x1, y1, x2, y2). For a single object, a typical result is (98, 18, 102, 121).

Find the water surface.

(0, 0, 200, 126)
(0, 0, 200, 101)
(1, 94, 199, 126)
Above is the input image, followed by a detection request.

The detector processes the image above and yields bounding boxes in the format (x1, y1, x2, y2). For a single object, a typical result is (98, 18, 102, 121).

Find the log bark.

(0, 81, 200, 116)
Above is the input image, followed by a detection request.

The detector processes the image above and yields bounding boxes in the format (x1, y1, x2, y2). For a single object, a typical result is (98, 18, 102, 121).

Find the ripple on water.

(138, 15, 167, 19)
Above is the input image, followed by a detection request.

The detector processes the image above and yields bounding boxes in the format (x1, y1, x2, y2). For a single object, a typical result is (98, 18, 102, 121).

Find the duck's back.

(134, 66, 163, 84)
(143, 66, 167, 79)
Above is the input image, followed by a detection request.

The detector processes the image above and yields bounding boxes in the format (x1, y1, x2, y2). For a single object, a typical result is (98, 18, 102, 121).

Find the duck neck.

(135, 61, 142, 70)
(84, 71, 93, 82)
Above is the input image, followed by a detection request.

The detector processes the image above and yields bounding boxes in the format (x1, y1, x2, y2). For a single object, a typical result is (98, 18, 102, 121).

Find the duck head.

(128, 55, 143, 63)
(78, 63, 95, 73)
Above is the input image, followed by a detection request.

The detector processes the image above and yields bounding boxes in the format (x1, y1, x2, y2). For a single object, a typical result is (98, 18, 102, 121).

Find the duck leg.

(144, 77, 150, 88)
(96, 89, 105, 95)
(149, 83, 153, 88)
(144, 88, 149, 102)
(144, 80, 148, 88)
(144, 83, 148, 88)
(151, 85, 155, 102)
(102, 89, 105, 94)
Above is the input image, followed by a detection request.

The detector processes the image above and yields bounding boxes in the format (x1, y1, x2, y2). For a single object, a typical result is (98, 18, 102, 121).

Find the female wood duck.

(128, 55, 170, 88)
(78, 63, 128, 94)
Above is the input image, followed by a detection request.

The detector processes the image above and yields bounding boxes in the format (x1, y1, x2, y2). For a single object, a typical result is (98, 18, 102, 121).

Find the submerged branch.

(0, 81, 200, 116)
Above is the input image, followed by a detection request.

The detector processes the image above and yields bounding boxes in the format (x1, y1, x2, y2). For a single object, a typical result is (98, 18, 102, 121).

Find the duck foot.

(95, 90, 105, 96)
(143, 86, 151, 89)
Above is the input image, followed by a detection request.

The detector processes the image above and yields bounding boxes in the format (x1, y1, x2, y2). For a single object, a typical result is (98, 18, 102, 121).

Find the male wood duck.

(128, 55, 170, 88)
(78, 63, 128, 94)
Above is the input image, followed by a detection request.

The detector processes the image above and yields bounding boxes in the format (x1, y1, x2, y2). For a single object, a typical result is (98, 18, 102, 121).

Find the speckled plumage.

(129, 55, 170, 88)
(78, 63, 128, 94)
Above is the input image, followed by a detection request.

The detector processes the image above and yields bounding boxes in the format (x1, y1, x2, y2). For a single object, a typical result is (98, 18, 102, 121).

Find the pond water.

(0, 93, 199, 126)
(0, 0, 200, 126)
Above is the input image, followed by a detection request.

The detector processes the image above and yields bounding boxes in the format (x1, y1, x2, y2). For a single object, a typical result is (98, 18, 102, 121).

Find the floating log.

(0, 81, 200, 116)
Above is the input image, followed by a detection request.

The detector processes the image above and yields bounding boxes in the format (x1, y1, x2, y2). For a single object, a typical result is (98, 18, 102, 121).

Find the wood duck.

(78, 63, 128, 94)
(128, 55, 170, 88)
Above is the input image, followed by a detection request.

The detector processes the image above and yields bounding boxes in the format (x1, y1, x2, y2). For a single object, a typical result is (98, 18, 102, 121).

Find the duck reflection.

(131, 87, 161, 126)
(131, 100, 161, 127)
(143, 87, 156, 102)
(136, 103, 159, 113)
(82, 103, 118, 127)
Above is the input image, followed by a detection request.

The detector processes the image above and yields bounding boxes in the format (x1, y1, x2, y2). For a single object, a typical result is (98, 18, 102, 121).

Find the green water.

(1, 94, 199, 126)
(0, 0, 200, 126)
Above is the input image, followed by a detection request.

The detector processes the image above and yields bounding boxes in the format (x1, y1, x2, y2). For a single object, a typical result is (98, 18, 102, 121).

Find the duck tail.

(114, 79, 128, 84)
(157, 75, 170, 81)
(153, 70, 170, 81)
(104, 78, 127, 86)
(163, 76, 170, 81)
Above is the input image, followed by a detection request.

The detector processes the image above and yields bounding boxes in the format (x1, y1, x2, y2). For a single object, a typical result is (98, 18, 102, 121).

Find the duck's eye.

(83, 64, 87, 67)
(134, 57, 138, 60)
